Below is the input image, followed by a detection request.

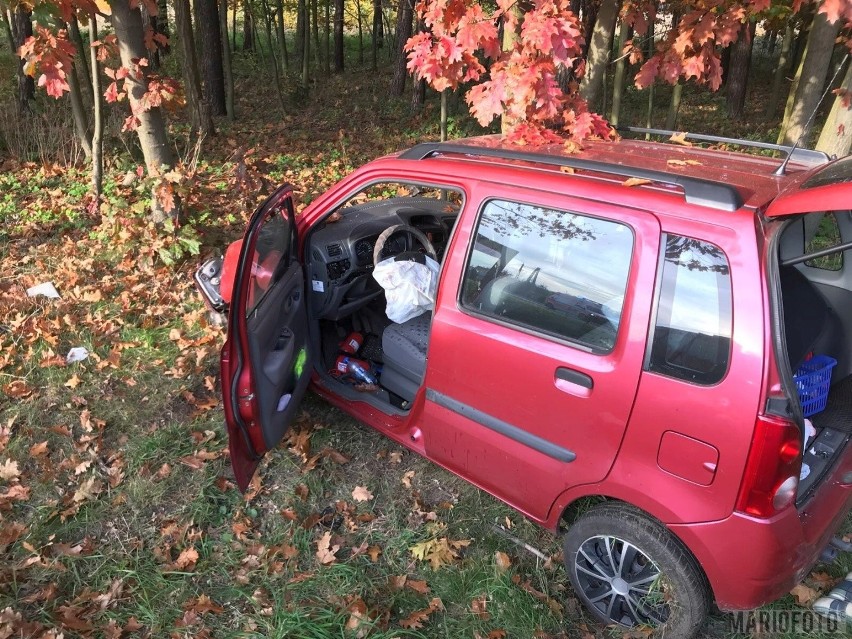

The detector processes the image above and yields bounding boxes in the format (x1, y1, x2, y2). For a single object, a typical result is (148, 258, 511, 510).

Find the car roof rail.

(620, 127, 830, 167)
(399, 141, 744, 211)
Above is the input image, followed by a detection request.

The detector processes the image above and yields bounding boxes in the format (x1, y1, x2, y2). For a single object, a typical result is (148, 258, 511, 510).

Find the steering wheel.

(372, 224, 437, 265)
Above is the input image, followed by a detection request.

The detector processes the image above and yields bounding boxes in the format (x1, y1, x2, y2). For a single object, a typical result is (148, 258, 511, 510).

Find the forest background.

(1, 1, 851, 637)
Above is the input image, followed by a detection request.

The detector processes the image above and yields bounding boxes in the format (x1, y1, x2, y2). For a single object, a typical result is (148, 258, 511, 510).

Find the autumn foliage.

(405, 0, 615, 143)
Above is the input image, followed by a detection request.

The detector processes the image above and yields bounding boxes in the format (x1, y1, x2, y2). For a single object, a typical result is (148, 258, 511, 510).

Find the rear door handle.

(555, 367, 594, 397)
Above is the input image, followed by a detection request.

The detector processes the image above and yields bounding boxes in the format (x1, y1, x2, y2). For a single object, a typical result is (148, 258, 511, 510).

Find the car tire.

(563, 502, 710, 638)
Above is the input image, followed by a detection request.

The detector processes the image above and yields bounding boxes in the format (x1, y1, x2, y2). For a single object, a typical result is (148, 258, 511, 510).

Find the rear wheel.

(563, 503, 710, 638)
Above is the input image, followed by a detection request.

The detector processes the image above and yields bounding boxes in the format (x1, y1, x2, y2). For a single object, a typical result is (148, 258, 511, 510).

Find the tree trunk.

(609, 21, 629, 126)
(301, 0, 310, 89)
(356, 0, 364, 64)
(312, 0, 321, 68)
(231, 0, 237, 50)
(440, 89, 448, 141)
(276, 0, 290, 71)
(767, 20, 793, 121)
(197, 0, 227, 116)
(158, 0, 170, 53)
(1, 1, 15, 54)
(296, 0, 305, 62)
(726, 19, 755, 120)
(579, 0, 619, 112)
(260, 0, 286, 110)
(390, 0, 412, 95)
(59, 19, 92, 159)
(372, 0, 383, 62)
(242, 0, 254, 50)
(324, 0, 330, 74)
(333, 0, 344, 72)
(109, 0, 176, 220)
(816, 60, 852, 157)
(579, 0, 597, 60)
(644, 17, 654, 132)
(220, 0, 235, 119)
(174, 0, 214, 136)
(778, 12, 840, 146)
(767, 29, 777, 56)
(90, 12, 103, 209)
(411, 77, 425, 112)
(14, 4, 34, 113)
(141, 4, 160, 69)
(68, 15, 94, 107)
(665, 83, 683, 130)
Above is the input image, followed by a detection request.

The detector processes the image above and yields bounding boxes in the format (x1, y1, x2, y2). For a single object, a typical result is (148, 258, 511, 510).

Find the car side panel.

(422, 182, 661, 521)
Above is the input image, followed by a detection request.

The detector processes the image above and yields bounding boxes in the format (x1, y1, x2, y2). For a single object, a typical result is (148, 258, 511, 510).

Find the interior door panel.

(246, 261, 310, 450)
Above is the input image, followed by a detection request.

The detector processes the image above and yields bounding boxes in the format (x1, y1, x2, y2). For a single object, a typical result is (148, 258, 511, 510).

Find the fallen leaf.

(487, 630, 507, 639)
(2, 380, 35, 398)
(407, 579, 429, 594)
(175, 547, 200, 570)
(351, 486, 373, 502)
(622, 177, 652, 187)
(72, 477, 103, 503)
(401, 470, 415, 488)
(790, 583, 819, 606)
(495, 551, 512, 572)
(0, 459, 20, 481)
(64, 374, 82, 389)
(29, 441, 49, 457)
(388, 451, 403, 463)
(669, 131, 692, 146)
(367, 545, 382, 562)
(471, 595, 489, 620)
(315, 531, 340, 565)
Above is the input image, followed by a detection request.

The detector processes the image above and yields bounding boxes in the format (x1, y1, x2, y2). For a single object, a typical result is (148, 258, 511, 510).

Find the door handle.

(554, 367, 593, 397)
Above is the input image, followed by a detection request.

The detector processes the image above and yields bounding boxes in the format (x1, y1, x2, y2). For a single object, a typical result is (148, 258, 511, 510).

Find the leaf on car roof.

(622, 177, 652, 187)
(669, 132, 693, 146)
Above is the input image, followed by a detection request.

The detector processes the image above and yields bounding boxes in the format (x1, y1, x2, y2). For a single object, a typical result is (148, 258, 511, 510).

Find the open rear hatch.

(766, 157, 852, 502)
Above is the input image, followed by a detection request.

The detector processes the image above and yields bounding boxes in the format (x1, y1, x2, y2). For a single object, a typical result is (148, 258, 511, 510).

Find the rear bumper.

(670, 437, 852, 611)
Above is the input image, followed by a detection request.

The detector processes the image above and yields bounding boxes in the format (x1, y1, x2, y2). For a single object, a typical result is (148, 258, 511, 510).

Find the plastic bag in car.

(372, 256, 440, 324)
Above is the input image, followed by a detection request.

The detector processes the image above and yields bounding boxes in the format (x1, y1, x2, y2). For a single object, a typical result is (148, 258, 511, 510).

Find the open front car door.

(220, 185, 310, 490)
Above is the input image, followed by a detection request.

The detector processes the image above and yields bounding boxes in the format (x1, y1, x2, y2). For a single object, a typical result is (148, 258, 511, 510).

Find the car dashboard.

(307, 197, 458, 320)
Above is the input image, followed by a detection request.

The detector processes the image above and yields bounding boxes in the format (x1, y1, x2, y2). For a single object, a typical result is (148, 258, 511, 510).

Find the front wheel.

(563, 503, 710, 638)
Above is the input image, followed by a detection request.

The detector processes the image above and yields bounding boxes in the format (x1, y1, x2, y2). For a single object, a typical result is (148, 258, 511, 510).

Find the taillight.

(736, 415, 802, 518)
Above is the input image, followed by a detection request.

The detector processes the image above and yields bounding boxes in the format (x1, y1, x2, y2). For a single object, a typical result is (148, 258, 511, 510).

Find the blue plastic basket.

(794, 355, 837, 417)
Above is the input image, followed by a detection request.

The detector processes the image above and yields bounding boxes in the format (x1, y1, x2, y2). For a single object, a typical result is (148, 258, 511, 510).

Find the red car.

(196, 131, 852, 637)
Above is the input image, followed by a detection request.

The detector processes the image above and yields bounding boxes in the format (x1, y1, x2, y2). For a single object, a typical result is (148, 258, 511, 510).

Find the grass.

(1, 34, 851, 639)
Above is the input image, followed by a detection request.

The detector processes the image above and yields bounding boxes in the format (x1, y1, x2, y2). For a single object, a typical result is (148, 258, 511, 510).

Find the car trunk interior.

(776, 212, 852, 501)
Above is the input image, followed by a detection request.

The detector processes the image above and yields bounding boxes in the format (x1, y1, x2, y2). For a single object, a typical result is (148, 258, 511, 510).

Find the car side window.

(805, 213, 843, 271)
(460, 199, 633, 352)
(247, 202, 293, 317)
(646, 234, 732, 385)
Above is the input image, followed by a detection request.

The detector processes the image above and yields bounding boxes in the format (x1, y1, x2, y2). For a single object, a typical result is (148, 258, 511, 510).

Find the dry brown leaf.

(487, 631, 507, 639)
(175, 547, 200, 570)
(351, 485, 373, 502)
(2, 380, 35, 399)
(72, 477, 103, 503)
(0, 459, 20, 481)
(345, 597, 371, 638)
(790, 583, 819, 606)
(366, 545, 382, 562)
(315, 531, 340, 565)
(406, 579, 430, 594)
(666, 159, 687, 166)
(559, 166, 575, 174)
(401, 470, 415, 488)
(471, 595, 489, 620)
(622, 177, 652, 187)
(28, 441, 49, 457)
(495, 551, 512, 572)
(390, 575, 407, 590)
(669, 131, 692, 146)
(186, 594, 224, 614)
(64, 374, 82, 389)
(388, 451, 403, 463)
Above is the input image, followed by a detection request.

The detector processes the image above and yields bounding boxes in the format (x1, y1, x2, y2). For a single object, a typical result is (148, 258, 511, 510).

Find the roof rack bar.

(620, 127, 830, 166)
(399, 142, 744, 211)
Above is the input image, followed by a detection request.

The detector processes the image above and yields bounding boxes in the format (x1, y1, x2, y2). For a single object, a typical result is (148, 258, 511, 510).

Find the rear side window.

(461, 199, 633, 352)
(647, 235, 732, 385)
(805, 213, 843, 271)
